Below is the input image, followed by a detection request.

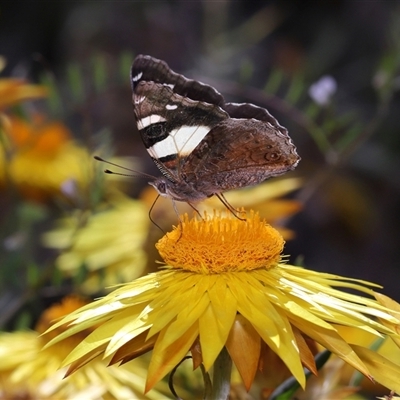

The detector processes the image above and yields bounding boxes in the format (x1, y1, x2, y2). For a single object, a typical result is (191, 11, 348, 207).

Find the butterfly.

(131, 55, 300, 206)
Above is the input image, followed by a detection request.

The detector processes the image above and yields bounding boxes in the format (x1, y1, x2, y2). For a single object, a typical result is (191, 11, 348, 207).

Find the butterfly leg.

(187, 202, 204, 220)
(148, 194, 166, 234)
(215, 193, 246, 221)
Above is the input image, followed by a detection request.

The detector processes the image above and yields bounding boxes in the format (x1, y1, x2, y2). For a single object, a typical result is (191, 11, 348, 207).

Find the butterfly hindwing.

(182, 103, 299, 194)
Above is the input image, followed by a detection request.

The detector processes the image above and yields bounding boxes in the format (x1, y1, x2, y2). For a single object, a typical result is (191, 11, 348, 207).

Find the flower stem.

(208, 346, 232, 400)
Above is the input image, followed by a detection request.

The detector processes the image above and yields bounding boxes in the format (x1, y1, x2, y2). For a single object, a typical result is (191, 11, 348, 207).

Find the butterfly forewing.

(131, 55, 225, 106)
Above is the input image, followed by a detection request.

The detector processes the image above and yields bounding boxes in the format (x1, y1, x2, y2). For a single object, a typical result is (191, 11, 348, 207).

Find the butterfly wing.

(131, 55, 300, 202)
(131, 55, 228, 181)
(182, 103, 300, 195)
(131, 55, 225, 106)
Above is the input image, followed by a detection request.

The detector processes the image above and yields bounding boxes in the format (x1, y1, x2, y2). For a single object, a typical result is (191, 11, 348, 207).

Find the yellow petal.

(374, 292, 400, 348)
(111, 332, 157, 365)
(156, 293, 208, 352)
(63, 309, 141, 366)
(204, 177, 303, 205)
(146, 273, 204, 337)
(146, 322, 198, 392)
(190, 339, 203, 370)
(199, 303, 226, 369)
(293, 327, 317, 375)
(105, 321, 151, 357)
(352, 344, 400, 393)
(228, 273, 306, 387)
(293, 315, 371, 379)
(65, 347, 106, 376)
(208, 277, 238, 341)
(225, 314, 261, 390)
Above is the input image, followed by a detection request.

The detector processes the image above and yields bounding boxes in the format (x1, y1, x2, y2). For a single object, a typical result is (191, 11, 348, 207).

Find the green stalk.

(208, 347, 232, 400)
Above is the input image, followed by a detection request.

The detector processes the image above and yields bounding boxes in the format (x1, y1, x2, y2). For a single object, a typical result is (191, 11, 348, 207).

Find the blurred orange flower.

(0, 116, 93, 201)
(0, 78, 47, 110)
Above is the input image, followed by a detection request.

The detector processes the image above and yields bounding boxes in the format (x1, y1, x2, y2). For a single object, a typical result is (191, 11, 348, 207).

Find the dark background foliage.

(1, 1, 400, 301)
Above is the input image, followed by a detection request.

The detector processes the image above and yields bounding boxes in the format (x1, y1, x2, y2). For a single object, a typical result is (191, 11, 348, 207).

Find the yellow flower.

(317, 325, 400, 398)
(0, 77, 47, 110)
(42, 192, 149, 293)
(0, 296, 172, 399)
(0, 116, 93, 201)
(45, 212, 400, 394)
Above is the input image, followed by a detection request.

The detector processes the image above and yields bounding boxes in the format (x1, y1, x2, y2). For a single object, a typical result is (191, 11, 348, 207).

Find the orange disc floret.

(156, 210, 285, 273)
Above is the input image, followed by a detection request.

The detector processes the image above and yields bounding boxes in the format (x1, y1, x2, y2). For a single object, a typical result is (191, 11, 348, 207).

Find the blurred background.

(1, 0, 400, 314)
(0, 1, 400, 396)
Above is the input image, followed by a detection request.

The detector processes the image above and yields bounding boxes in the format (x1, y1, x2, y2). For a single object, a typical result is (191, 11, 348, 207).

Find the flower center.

(156, 210, 284, 273)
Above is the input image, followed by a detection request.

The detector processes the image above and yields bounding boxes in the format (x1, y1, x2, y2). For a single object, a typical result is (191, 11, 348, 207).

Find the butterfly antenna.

(215, 193, 246, 221)
(94, 156, 156, 180)
(102, 169, 139, 178)
(148, 194, 165, 234)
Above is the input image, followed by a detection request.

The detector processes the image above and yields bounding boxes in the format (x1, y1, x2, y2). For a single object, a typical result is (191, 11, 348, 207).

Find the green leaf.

(67, 63, 85, 103)
(73, 262, 89, 285)
(26, 262, 40, 286)
(17, 202, 48, 229)
(239, 58, 254, 84)
(119, 51, 135, 83)
(264, 68, 284, 95)
(15, 311, 32, 330)
(334, 122, 363, 153)
(51, 266, 64, 287)
(304, 101, 320, 119)
(40, 72, 63, 116)
(92, 54, 108, 93)
(285, 72, 306, 105)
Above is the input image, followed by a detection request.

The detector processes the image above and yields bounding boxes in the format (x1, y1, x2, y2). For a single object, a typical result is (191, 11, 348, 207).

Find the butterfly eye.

(156, 181, 167, 194)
